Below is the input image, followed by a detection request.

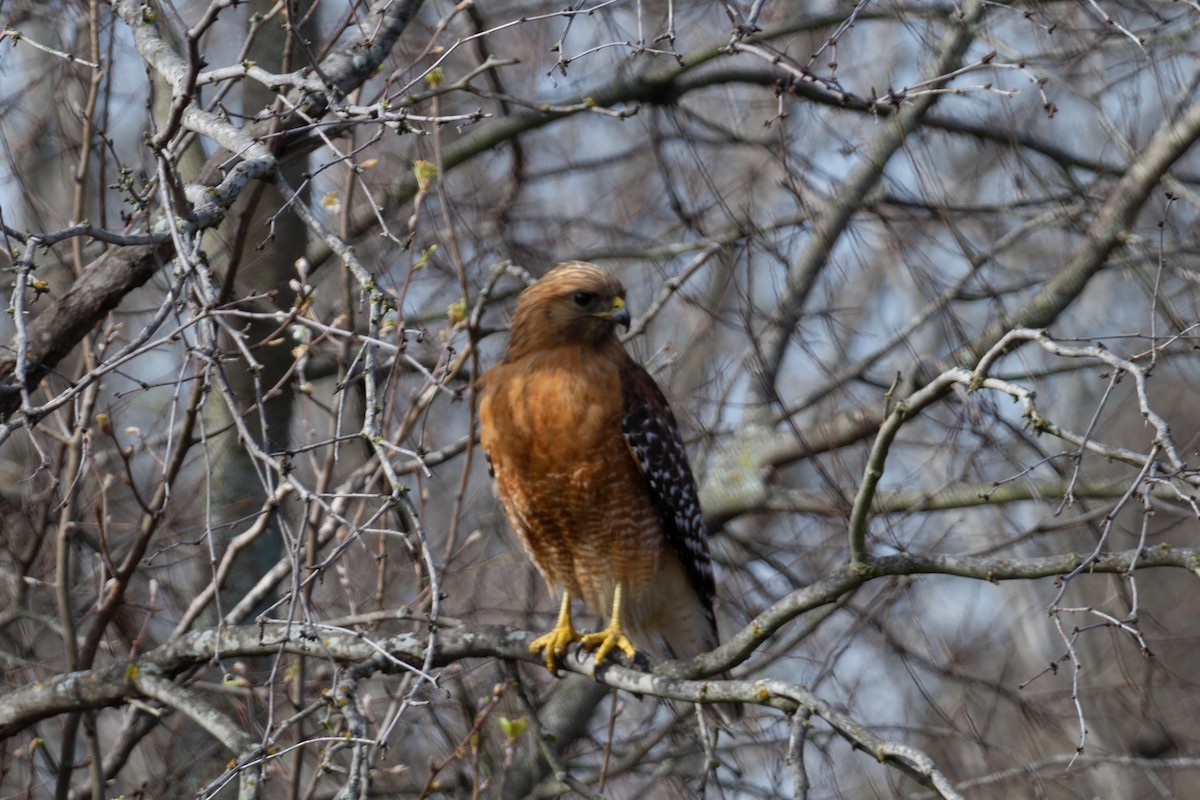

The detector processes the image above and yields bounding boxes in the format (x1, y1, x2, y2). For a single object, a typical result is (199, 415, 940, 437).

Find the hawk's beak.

(608, 296, 631, 330)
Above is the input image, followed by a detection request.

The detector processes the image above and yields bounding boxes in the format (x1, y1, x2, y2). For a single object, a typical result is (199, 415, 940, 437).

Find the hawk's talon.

(580, 625, 637, 666)
(582, 582, 637, 666)
(529, 623, 581, 673)
(531, 593, 581, 673)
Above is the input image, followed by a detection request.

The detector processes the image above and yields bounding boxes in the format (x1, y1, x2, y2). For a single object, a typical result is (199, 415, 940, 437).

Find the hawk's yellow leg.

(529, 592, 581, 673)
(580, 582, 638, 665)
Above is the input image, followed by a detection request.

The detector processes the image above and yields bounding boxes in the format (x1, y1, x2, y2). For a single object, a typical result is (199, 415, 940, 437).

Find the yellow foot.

(529, 623, 581, 674)
(579, 625, 637, 666)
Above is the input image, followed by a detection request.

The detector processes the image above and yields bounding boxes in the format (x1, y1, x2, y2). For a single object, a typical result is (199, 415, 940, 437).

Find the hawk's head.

(508, 262, 631, 355)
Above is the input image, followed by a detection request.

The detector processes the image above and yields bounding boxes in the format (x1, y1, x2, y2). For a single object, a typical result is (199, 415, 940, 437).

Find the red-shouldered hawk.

(478, 262, 722, 674)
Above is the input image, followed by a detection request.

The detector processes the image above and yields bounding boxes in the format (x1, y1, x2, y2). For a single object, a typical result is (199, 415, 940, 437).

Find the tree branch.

(0, 0, 426, 421)
(5, 544, 1199, 797)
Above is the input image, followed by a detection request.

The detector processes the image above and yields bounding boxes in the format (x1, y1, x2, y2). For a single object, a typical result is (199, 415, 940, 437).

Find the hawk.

(478, 262, 723, 674)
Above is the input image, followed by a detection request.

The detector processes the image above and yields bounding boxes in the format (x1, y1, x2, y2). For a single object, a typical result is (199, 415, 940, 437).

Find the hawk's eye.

(572, 291, 595, 307)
